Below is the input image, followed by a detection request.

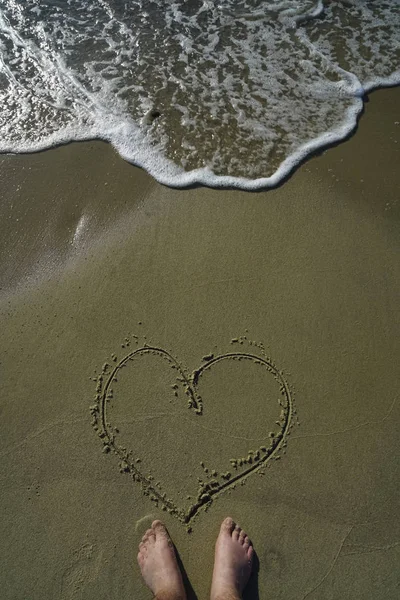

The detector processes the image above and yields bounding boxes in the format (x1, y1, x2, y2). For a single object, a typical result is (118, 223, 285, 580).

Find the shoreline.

(1, 86, 399, 301)
(2, 86, 399, 192)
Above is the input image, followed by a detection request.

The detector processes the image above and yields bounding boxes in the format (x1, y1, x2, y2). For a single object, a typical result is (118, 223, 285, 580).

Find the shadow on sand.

(176, 545, 260, 600)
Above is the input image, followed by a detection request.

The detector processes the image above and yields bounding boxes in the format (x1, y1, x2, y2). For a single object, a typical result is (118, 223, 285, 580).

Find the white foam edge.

(0, 95, 373, 190)
(363, 70, 400, 94)
(116, 97, 365, 190)
(1, 76, 399, 191)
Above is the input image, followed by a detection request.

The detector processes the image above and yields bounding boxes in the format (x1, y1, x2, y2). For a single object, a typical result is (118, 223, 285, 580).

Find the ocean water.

(0, 0, 399, 189)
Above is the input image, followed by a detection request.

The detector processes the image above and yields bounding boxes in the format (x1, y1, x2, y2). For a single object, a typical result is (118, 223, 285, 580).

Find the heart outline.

(91, 345, 293, 525)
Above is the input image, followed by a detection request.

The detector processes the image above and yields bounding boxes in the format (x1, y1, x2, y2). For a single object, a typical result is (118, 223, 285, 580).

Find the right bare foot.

(210, 517, 253, 600)
(137, 520, 186, 600)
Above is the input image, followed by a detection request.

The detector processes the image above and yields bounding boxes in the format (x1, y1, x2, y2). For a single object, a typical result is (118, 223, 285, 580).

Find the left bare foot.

(137, 520, 186, 600)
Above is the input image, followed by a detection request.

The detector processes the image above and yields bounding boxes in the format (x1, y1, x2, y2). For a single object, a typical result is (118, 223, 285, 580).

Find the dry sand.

(0, 88, 399, 600)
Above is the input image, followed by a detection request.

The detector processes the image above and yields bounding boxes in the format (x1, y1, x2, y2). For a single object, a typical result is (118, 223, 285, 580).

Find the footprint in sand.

(60, 543, 103, 600)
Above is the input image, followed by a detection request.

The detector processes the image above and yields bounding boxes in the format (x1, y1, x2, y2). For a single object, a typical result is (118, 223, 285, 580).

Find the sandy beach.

(0, 87, 399, 600)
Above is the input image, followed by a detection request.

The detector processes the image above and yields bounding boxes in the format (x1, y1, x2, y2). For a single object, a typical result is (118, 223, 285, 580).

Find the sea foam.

(0, 0, 398, 189)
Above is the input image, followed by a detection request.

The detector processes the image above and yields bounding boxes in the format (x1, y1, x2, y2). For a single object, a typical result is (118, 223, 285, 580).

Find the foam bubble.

(0, 0, 398, 188)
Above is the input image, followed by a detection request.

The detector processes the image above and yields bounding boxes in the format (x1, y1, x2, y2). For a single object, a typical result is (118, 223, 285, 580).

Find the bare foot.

(210, 517, 253, 600)
(137, 520, 186, 600)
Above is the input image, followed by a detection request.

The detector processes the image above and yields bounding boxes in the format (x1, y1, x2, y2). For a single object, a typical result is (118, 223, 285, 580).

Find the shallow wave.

(0, 0, 399, 188)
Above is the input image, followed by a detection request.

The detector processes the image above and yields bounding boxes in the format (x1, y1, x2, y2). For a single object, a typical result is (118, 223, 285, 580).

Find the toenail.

(152, 520, 163, 528)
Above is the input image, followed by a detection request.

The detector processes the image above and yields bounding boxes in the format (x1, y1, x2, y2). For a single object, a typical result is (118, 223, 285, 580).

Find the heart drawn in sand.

(90, 342, 294, 527)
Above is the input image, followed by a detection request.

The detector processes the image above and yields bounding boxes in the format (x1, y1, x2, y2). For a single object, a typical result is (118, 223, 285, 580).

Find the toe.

(239, 530, 246, 545)
(243, 536, 251, 550)
(152, 520, 169, 540)
(221, 517, 235, 534)
(232, 525, 241, 541)
(143, 528, 155, 543)
(146, 527, 155, 537)
(247, 545, 254, 561)
(152, 519, 164, 529)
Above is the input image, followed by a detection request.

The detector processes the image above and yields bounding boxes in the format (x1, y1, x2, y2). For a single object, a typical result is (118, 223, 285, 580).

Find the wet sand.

(0, 87, 399, 600)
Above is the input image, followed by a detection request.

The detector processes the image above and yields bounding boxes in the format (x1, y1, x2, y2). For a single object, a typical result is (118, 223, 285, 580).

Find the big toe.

(152, 520, 170, 540)
(220, 517, 235, 534)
